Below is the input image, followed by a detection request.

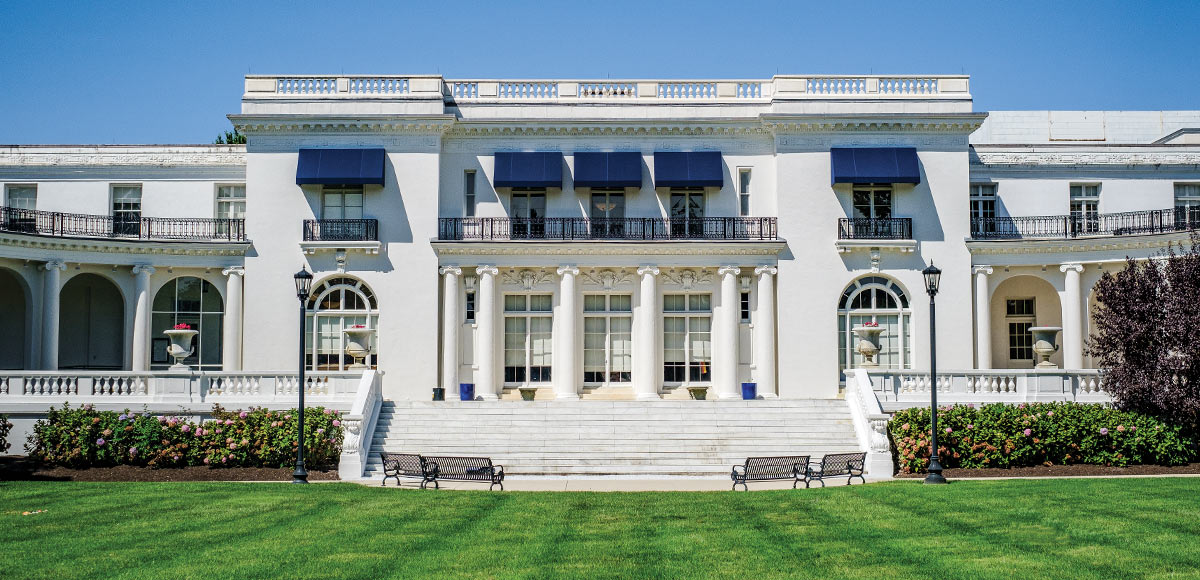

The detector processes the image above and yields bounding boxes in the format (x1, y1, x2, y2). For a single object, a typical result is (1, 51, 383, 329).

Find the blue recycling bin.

(459, 383, 475, 401)
(741, 382, 757, 400)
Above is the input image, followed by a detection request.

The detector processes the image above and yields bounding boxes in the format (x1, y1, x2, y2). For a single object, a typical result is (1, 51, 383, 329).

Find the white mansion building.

(1, 74, 1197, 478)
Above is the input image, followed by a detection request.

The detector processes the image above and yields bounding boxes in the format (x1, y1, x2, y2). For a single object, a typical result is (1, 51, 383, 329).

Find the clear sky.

(2, 0, 1197, 144)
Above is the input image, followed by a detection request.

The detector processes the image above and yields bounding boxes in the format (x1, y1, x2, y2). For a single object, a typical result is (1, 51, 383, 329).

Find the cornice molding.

(0, 151, 245, 168)
(0, 231, 252, 258)
(448, 122, 771, 138)
(762, 114, 987, 135)
(972, 149, 1200, 167)
(431, 240, 787, 257)
(229, 114, 456, 136)
(966, 231, 1195, 257)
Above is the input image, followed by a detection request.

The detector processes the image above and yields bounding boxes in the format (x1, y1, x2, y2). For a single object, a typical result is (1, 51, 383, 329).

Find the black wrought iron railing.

(302, 219, 379, 241)
(0, 206, 245, 241)
(971, 208, 1200, 240)
(837, 217, 913, 240)
(438, 217, 777, 241)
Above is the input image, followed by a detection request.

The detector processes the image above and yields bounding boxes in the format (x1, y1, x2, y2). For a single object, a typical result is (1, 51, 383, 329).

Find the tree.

(214, 128, 246, 144)
(1089, 235, 1200, 432)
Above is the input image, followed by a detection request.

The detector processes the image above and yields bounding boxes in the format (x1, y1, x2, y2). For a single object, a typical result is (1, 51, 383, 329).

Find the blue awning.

(653, 151, 724, 188)
(494, 152, 564, 188)
(573, 152, 643, 188)
(830, 147, 921, 185)
(295, 148, 386, 185)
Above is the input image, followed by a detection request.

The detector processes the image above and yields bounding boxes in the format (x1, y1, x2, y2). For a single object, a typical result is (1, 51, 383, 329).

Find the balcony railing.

(0, 206, 245, 241)
(303, 219, 379, 241)
(438, 217, 777, 241)
(838, 218, 913, 240)
(971, 208, 1200, 240)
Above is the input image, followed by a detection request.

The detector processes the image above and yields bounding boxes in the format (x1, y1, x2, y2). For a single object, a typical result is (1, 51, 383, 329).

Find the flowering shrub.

(26, 403, 343, 468)
(890, 402, 1197, 473)
(0, 413, 12, 453)
(172, 323, 192, 330)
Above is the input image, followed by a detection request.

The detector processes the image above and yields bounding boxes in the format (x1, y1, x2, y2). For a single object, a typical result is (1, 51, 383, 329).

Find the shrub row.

(26, 404, 344, 468)
(0, 413, 12, 454)
(890, 402, 1198, 473)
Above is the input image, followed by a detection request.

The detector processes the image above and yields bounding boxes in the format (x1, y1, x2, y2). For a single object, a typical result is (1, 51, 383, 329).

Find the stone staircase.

(361, 399, 861, 478)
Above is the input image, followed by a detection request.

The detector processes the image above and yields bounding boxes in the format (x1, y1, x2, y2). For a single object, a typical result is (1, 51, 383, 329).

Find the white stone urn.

(163, 328, 199, 370)
(343, 326, 375, 369)
(1030, 326, 1062, 368)
(852, 325, 885, 367)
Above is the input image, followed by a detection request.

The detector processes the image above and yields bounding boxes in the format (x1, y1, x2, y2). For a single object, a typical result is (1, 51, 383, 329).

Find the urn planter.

(519, 387, 538, 401)
(852, 326, 885, 367)
(163, 329, 199, 370)
(1030, 326, 1062, 368)
(343, 327, 375, 369)
(687, 386, 709, 400)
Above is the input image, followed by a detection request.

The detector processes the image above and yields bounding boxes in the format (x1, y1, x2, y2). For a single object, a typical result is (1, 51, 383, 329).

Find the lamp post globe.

(922, 261, 947, 484)
(292, 266, 314, 484)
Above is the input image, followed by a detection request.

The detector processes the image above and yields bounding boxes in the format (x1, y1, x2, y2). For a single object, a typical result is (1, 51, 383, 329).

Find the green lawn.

(3, 479, 1199, 579)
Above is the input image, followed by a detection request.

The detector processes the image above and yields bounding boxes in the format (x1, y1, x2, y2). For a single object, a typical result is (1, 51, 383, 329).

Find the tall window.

(152, 277, 223, 370)
(590, 188, 626, 238)
(669, 188, 705, 237)
(970, 184, 997, 235)
(305, 277, 378, 371)
(740, 291, 751, 323)
(216, 185, 246, 219)
(1175, 183, 1200, 226)
(738, 168, 752, 217)
(510, 188, 546, 239)
(584, 294, 632, 384)
(112, 185, 142, 236)
(464, 170, 476, 217)
(5, 185, 36, 210)
(663, 294, 712, 383)
(322, 186, 364, 220)
(1006, 298, 1035, 363)
(504, 294, 552, 384)
(837, 276, 911, 379)
(1070, 184, 1100, 234)
(465, 290, 476, 323)
(852, 184, 892, 220)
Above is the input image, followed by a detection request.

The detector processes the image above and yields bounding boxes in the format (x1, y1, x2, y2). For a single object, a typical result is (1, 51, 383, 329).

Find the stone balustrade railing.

(0, 370, 362, 404)
(337, 369, 383, 479)
(844, 369, 895, 478)
(864, 369, 1110, 410)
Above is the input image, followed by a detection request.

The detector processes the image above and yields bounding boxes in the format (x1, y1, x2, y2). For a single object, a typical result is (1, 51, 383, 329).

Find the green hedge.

(0, 413, 12, 454)
(890, 402, 1197, 474)
(26, 404, 344, 468)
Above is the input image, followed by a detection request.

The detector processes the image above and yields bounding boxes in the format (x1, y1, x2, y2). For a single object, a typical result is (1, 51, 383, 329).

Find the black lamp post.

(292, 266, 314, 484)
(922, 261, 947, 485)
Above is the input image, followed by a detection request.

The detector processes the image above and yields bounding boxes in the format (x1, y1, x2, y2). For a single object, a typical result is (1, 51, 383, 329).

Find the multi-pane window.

(152, 277, 224, 370)
(1006, 298, 1036, 362)
(663, 294, 712, 383)
(216, 185, 245, 236)
(5, 185, 36, 210)
(738, 168, 752, 217)
(504, 294, 552, 384)
(669, 188, 705, 237)
(112, 185, 142, 236)
(583, 295, 632, 384)
(590, 188, 626, 238)
(321, 186, 364, 220)
(740, 291, 751, 323)
(510, 188, 546, 238)
(852, 185, 892, 220)
(464, 290, 476, 323)
(464, 170, 476, 217)
(970, 184, 997, 236)
(1174, 184, 1200, 225)
(1070, 184, 1100, 234)
(837, 276, 912, 379)
(305, 277, 379, 371)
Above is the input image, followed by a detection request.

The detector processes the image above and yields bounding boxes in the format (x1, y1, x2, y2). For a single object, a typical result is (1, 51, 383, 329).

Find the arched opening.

(306, 276, 378, 371)
(59, 273, 124, 370)
(152, 277, 224, 370)
(989, 275, 1062, 369)
(0, 268, 28, 369)
(837, 275, 912, 379)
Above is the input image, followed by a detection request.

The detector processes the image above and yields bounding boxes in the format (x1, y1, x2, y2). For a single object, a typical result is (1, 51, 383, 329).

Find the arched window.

(306, 277, 378, 371)
(152, 276, 223, 370)
(837, 276, 912, 378)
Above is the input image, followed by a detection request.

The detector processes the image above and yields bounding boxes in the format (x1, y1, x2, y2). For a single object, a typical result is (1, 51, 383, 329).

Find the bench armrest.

(731, 465, 746, 474)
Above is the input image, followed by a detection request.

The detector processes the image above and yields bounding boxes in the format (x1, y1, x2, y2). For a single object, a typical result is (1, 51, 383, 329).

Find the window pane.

(663, 294, 684, 312)
(529, 295, 552, 312)
(689, 294, 711, 312)
(739, 170, 751, 194)
(584, 295, 606, 312)
(6, 186, 36, 210)
(504, 295, 526, 312)
(609, 295, 631, 312)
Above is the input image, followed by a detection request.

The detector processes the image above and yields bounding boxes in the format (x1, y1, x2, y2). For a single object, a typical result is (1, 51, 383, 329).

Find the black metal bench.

(806, 452, 867, 487)
(731, 456, 810, 490)
(423, 455, 505, 490)
(380, 452, 438, 488)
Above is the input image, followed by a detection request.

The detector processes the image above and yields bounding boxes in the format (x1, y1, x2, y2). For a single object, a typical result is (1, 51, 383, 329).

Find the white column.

(1060, 263, 1084, 370)
(130, 265, 156, 371)
(634, 266, 660, 400)
(41, 260, 65, 370)
(440, 266, 462, 394)
(221, 267, 244, 371)
(475, 265, 499, 400)
(715, 265, 741, 399)
(753, 266, 777, 398)
(973, 265, 993, 370)
(554, 265, 580, 400)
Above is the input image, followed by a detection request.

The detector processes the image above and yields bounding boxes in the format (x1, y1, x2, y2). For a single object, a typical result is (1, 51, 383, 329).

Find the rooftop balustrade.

(971, 208, 1200, 240)
(438, 217, 777, 241)
(0, 206, 246, 242)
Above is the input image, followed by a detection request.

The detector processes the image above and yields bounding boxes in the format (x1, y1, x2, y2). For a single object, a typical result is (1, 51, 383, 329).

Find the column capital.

(1059, 263, 1084, 274)
(439, 265, 462, 277)
(43, 260, 65, 271)
(132, 264, 158, 277)
(637, 265, 660, 277)
(753, 265, 778, 277)
(476, 265, 499, 277)
(556, 265, 580, 277)
(220, 266, 244, 277)
(972, 265, 993, 276)
(717, 265, 741, 277)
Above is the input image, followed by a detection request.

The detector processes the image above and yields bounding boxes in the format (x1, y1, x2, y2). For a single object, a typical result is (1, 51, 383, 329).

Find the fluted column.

(753, 266, 777, 398)
(41, 260, 65, 370)
(715, 265, 741, 399)
(440, 266, 462, 394)
(634, 266, 660, 400)
(1061, 263, 1084, 370)
(973, 265, 993, 370)
(554, 265, 580, 400)
(131, 265, 156, 371)
(475, 265, 499, 400)
(221, 267, 244, 371)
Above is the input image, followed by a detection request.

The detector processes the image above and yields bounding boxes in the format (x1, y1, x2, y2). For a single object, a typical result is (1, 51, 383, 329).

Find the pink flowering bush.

(0, 413, 12, 454)
(26, 403, 343, 468)
(889, 402, 1196, 474)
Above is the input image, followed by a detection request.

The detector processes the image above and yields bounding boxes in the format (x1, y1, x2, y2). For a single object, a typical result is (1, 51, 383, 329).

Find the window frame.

(1006, 297, 1036, 362)
(304, 277, 379, 371)
(464, 170, 476, 217)
(851, 184, 893, 220)
(214, 184, 247, 220)
(503, 293, 553, 386)
(4, 184, 37, 210)
(662, 292, 713, 386)
(110, 183, 143, 236)
(737, 168, 752, 217)
(583, 293, 633, 386)
(320, 185, 365, 220)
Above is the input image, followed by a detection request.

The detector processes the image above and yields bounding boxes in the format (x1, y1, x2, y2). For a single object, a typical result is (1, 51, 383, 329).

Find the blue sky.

(2, 0, 1197, 144)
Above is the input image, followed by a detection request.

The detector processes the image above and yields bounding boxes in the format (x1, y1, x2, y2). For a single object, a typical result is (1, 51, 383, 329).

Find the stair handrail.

(846, 368, 895, 478)
(337, 369, 384, 479)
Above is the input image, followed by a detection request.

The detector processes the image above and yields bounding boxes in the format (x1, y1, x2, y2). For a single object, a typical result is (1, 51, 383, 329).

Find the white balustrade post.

(554, 265, 580, 400)
(634, 266, 661, 400)
(221, 267, 244, 371)
(130, 265, 156, 371)
(715, 266, 742, 399)
(973, 266, 993, 370)
(41, 260, 65, 370)
(1060, 263, 1084, 370)
(753, 266, 778, 398)
(476, 265, 499, 400)
(440, 266, 462, 395)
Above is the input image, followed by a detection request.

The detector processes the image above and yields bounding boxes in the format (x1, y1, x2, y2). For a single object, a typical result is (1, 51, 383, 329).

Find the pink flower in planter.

(323, 409, 332, 415)
(229, 443, 237, 450)
(129, 447, 137, 456)
(967, 424, 974, 430)
(1018, 403, 1026, 409)
(967, 403, 975, 409)
(226, 437, 233, 443)
(239, 411, 248, 419)
(102, 429, 112, 437)
(901, 423, 910, 431)
(316, 428, 325, 434)
(221, 456, 227, 463)
(173, 455, 180, 461)
(158, 416, 166, 422)
(96, 438, 106, 446)
(1047, 411, 1054, 417)
(284, 415, 292, 420)
(1023, 429, 1032, 436)
(1100, 427, 1109, 435)
(1131, 426, 1137, 432)
(332, 420, 341, 427)
(215, 429, 223, 434)
(241, 439, 248, 446)
(83, 403, 94, 411)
